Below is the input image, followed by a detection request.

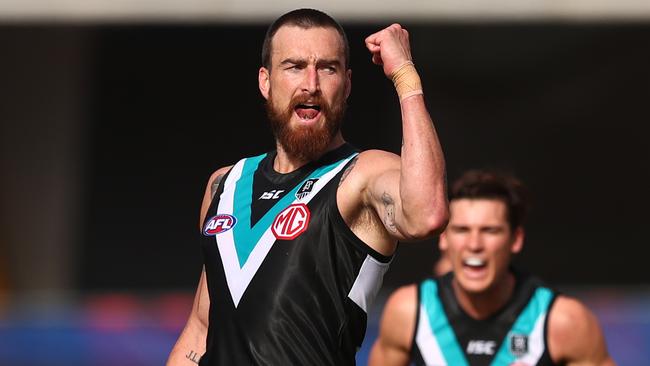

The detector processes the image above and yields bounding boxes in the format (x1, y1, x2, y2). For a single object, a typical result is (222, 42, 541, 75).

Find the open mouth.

(463, 257, 487, 271)
(295, 104, 322, 121)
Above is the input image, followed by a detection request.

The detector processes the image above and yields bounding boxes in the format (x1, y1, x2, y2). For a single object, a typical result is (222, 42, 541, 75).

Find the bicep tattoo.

(381, 192, 398, 233)
(338, 156, 359, 186)
(210, 174, 224, 199)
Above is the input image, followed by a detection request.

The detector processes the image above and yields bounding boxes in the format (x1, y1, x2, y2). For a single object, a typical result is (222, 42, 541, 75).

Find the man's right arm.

(368, 285, 418, 366)
(166, 269, 210, 365)
(167, 167, 231, 365)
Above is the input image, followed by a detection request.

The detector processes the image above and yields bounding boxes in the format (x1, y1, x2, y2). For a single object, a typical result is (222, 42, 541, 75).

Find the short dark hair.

(450, 170, 530, 230)
(261, 8, 350, 70)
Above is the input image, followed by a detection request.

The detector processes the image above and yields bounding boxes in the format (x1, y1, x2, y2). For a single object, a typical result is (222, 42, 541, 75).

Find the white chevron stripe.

(416, 304, 447, 366)
(214, 155, 356, 307)
(515, 312, 547, 365)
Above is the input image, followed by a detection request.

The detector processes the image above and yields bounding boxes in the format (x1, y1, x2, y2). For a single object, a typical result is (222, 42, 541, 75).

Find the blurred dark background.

(2, 23, 648, 294)
(1, 15, 649, 365)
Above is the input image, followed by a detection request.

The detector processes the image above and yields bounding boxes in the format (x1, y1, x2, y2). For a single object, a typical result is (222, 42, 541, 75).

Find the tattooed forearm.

(210, 174, 224, 199)
(186, 350, 201, 364)
(338, 156, 359, 186)
(381, 192, 398, 233)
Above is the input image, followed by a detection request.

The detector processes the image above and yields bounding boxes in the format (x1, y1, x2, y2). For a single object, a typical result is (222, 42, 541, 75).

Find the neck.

(273, 133, 345, 173)
(452, 271, 516, 320)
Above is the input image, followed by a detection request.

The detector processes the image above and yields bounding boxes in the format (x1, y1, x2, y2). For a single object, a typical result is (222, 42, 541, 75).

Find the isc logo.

(259, 190, 284, 200)
(272, 203, 310, 240)
(466, 340, 496, 355)
(203, 214, 237, 236)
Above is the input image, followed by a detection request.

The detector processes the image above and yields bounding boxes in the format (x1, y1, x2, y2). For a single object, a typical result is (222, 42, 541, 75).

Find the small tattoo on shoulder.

(339, 156, 359, 186)
(382, 192, 398, 233)
(210, 174, 224, 199)
(186, 350, 201, 364)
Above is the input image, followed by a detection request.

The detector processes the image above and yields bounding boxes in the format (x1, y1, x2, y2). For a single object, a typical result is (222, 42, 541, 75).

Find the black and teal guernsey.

(199, 144, 392, 366)
(411, 271, 559, 366)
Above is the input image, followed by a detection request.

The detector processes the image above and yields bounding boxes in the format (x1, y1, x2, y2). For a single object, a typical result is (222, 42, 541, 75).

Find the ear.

(344, 69, 352, 99)
(439, 231, 448, 251)
(510, 227, 524, 254)
(259, 67, 270, 100)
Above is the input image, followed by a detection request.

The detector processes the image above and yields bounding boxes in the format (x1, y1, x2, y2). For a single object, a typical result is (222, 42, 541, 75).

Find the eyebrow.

(280, 58, 307, 67)
(317, 59, 343, 68)
(279, 58, 343, 68)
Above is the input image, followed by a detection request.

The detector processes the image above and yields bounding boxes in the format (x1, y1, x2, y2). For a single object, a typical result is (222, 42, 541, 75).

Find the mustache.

(289, 93, 327, 111)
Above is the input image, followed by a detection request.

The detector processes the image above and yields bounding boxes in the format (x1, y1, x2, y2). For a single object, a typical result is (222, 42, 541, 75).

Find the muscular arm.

(548, 296, 616, 366)
(368, 285, 418, 366)
(167, 167, 231, 365)
(363, 24, 448, 243)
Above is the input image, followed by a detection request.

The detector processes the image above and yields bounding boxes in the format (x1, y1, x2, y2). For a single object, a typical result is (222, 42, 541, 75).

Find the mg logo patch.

(295, 178, 319, 200)
(272, 203, 310, 240)
(510, 334, 528, 357)
(203, 214, 237, 236)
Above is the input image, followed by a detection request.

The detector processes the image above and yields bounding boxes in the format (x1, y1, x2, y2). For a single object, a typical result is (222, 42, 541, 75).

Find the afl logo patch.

(203, 214, 237, 236)
(272, 203, 310, 240)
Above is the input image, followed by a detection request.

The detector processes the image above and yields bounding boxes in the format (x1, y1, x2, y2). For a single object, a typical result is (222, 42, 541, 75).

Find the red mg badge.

(272, 203, 310, 240)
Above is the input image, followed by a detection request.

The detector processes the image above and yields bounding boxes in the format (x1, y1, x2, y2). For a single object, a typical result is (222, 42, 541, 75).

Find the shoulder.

(547, 295, 612, 364)
(384, 284, 418, 319)
(207, 166, 233, 192)
(548, 295, 597, 339)
(199, 165, 233, 228)
(378, 284, 419, 346)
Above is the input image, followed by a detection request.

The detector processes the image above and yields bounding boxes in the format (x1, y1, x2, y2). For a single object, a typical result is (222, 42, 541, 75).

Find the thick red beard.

(266, 92, 346, 162)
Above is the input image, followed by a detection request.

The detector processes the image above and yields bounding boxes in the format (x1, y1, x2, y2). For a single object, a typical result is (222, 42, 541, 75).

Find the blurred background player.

(369, 170, 615, 366)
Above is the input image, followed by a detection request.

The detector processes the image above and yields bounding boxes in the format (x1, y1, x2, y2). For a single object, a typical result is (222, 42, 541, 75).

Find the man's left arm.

(548, 296, 616, 366)
(363, 24, 448, 241)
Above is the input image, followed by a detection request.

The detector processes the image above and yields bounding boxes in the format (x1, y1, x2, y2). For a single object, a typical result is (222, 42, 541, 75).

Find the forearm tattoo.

(186, 350, 200, 364)
(210, 174, 224, 199)
(381, 192, 398, 233)
(338, 156, 359, 186)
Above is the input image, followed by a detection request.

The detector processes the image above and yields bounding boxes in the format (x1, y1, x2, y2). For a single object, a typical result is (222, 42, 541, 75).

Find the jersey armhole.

(409, 282, 423, 360)
(201, 167, 235, 229)
(542, 292, 560, 365)
(329, 169, 393, 264)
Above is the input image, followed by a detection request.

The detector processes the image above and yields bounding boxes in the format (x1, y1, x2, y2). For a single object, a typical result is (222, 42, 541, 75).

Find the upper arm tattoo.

(381, 192, 398, 233)
(338, 156, 359, 186)
(210, 174, 224, 199)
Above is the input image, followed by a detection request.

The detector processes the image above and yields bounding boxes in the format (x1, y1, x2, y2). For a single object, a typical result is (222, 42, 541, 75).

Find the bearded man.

(167, 8, 448, 366)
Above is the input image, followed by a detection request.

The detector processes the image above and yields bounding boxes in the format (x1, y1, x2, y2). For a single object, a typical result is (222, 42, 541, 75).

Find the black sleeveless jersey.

(411, 271, 559, 366)
(199, 144, 392, 366)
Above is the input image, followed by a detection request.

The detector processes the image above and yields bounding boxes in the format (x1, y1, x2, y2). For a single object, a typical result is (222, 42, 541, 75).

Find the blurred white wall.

(1, 0, 650, 22)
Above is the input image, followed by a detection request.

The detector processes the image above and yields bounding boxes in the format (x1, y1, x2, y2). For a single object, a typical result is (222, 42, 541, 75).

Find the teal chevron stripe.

(421, 279, 468, 366)
(232, 153, 354, 268)
(490, 287, 553, 365)
(232, 154, 266, 267)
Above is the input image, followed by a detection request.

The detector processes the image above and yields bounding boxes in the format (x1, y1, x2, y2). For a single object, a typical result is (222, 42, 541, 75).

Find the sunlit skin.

(439, 198, 523, 319)
(258, 26, 351, 172)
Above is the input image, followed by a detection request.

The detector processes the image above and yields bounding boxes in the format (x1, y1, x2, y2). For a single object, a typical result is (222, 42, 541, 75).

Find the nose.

(302, 66, 320, 95)
(466, 232, 484, 252)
